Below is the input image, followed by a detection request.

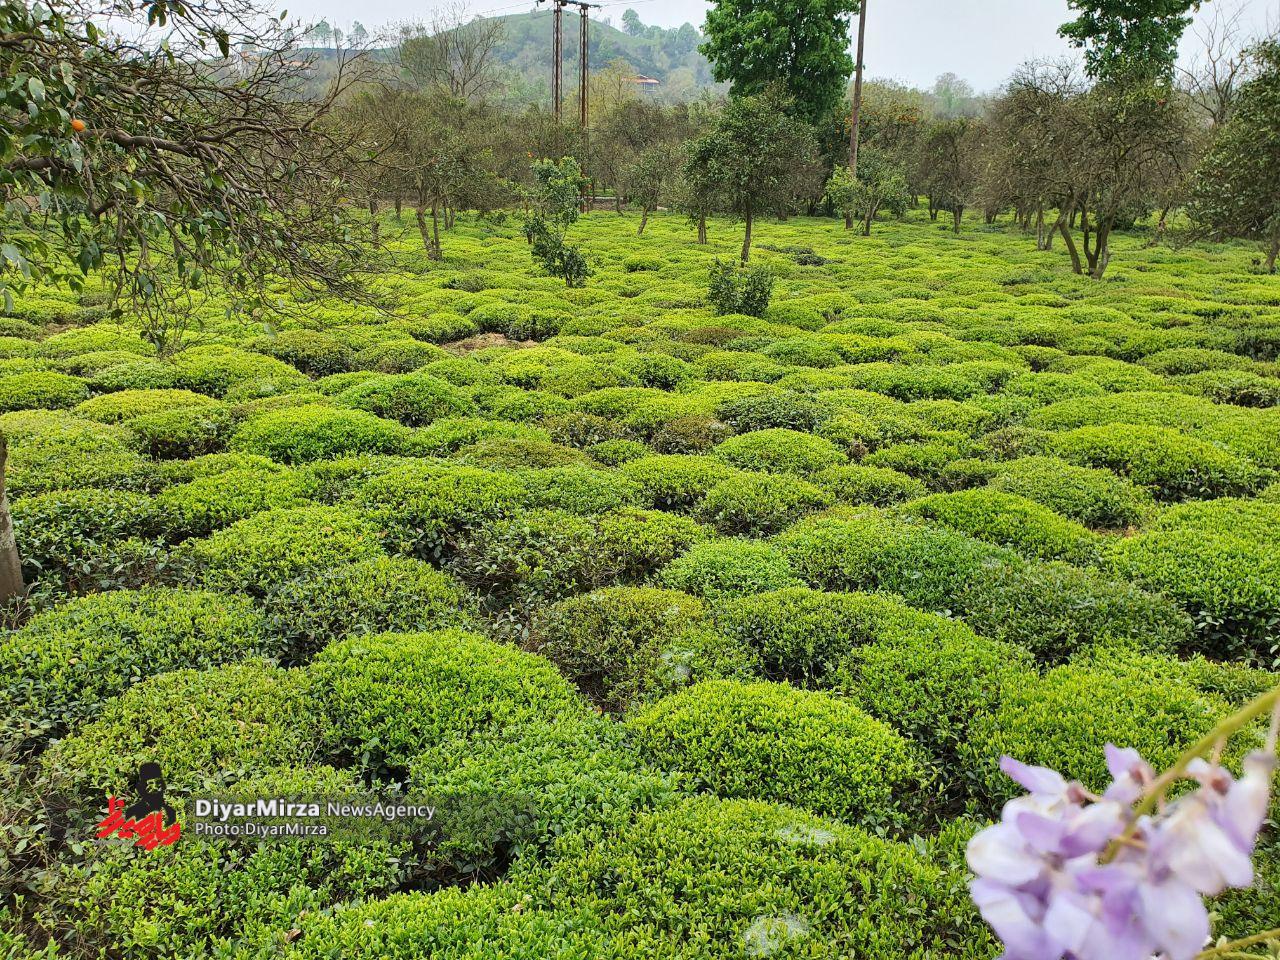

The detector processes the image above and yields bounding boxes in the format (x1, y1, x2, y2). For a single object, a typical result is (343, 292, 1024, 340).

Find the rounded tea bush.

(311, 629, 593, 780)
(229, 404, 411, 463)
(534, 586, 711, 708)
(183, 506, 384, 595)
(712, 428, 845, 475)
(697, 472, 832, 536)
(0, 371, 89, 412)
(335, 373, 476, 426)
(897, 488, 1102, 564)
(42, 662, 320, 796)
(0, 588, 271, 741)
(265, 556, 474, 660)
(73, 388, 220, 423)
(1049, 423, 1263, 501)
(246, 329, 354, 376)
(812, 463, 927, 507)
(619, 454, 740, 510)
(658, 539, 800, 600)
(628, 680, 925, 827)
(985, 455, 1153, 529)
(1110, 498, 1280, 660)
(155, 465, 317, 538)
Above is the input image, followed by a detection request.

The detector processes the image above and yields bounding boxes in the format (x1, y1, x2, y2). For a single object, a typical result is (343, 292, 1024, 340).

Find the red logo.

(96, 762, 181, 851)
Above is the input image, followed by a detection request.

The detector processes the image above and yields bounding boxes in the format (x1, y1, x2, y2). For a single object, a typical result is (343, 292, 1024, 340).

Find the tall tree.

(701, 0, 860, 125)
(398, 3, 507, 104)
(1190, 41, 1280, 272)
(685, 92, 821, 261)
(621, 9, 644, 37)
(919, 117, 984, 231)
(1059, 0, 1200, 81)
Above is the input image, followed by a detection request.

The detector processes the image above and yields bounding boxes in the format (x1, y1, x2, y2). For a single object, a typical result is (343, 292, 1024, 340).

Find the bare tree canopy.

(397, 4, 506, 103)
(1, 0, 376, 352)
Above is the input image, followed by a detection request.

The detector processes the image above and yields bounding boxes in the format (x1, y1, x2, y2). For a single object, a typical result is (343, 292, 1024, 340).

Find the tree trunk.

(394, 196, 403, 219)
(740, 210, 753, 263)
(1267, 234, 1280, 274)
(844, 212, 853, 230)
(415, 206, 432, 253)
(430, 205, 442, 260)
(697, 215, 707, 244)
(368, 198, 380, 245)
(1056, 214, 1083, 275)
(615, 195, 623, 214)
(1089, 217, 1112, 279)
(952, 206, 963, 234)
(0, 440, 24, 605)
(638, 207, 649, 235)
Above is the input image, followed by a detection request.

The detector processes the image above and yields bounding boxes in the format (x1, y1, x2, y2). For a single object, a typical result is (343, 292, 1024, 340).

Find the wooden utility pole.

(537, 0, 597, 126)
(848, 0, 868, 175)
(579, 3, 589, 128)
(552, 0, 563, 121)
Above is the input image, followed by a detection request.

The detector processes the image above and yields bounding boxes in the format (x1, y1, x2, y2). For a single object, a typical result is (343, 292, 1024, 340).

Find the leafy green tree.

(621, 9, 644, 37)
(1190, 41, 1280, 273)
(842, 146, 909, 235)
(700, 0, 860, 124)
(685, 92, 822, 261)
(310, 18, 333, 48)
(1059, 0, 1200, 80)
(624, 145, 678, 234)
(918, 117, 984, 232)
(523, 157, 590, 286)
(823, 165, 859, 229)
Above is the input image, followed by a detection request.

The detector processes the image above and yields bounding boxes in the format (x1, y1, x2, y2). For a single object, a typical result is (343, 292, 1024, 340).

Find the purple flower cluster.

(968, 746, 1275, 960)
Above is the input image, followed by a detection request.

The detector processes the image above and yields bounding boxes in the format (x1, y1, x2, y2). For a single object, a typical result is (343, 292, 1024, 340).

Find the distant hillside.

(484, 10, 719, 103)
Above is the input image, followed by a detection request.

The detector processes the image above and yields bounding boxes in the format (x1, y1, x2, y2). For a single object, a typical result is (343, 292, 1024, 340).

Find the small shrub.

(813, 463, 927, 506)
(0, 371, 89, 412)
(352, 339, 450, 373)
(717, 391, 831, 433)
(619, 454, 740, 510)
(155, 466, 317, 538)
(229, 404, 411, 463)
(898, 489, 1102, 564)
(707, 260, 774, 317)
(0, 589, 270, 742)
(247, 329, 354, 376)
(713, 428, 844, 475)
(698, 472, 832, 536)
(658, 539, 800, 600)
(182, 506, 384, 595)
(629, 681, 924, 827)
(335, 374, 476, 426)
(985, 455, 1153, 529)
(534, 586, 712, 708)
(521, 465, 643, 514)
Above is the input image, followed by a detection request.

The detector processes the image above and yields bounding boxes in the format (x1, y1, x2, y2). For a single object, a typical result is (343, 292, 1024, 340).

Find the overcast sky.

(287, 0, 1280, 91)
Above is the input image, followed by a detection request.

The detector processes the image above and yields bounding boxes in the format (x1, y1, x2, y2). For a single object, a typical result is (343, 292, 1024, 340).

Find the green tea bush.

(712, 428, 844, 475)
(1179, 369, 1280, 407)
(354, 464, 530, 560)
(265, 557, 473, 661)
(1139, 347, 1253, 376)
(11, 487, 162, 595)
(898, 489, 1102, 564)
(628, 680, 924, 827)
(127, 405, 234, 459)
(0, 371, 89, 412)
(1, 413, 157, 497)
(1051, 423, 1265, 500)
(698, 472, 832, 535)
(984, 455, 1154, 528)
(171, 345, 310, 398)
(155, 466, 317, 538)
(716, 390, 831, 433)
(311, 629, 591, 779)
(813, 463, 927, 506)
(42, 662, 319, 795)
(73, 388, 218, 422)
(183, 506, 384, 595)
(533, 586, 714, 708)
(88, 357, 181, 391)
(963, 659, 1233, 807)
(246, 329, 354, 376)
(453, 435, 588, 469)
(587, 437, 650, 465)
(352, 339, 450, 373)
(229, 404, 411, 463)
(0, 588, 270, 741)
(619, 454, 740, 509)
(658, 539, 800, 599)
(336, 374, 477, 426)
(707, 260, 774, 317)
(1110, 498, 1280, 660)
(521, 465, 643, 513)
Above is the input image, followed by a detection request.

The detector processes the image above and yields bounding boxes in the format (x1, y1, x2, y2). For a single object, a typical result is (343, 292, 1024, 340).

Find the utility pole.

(579, 3, 589, 128)
(848, 0, 868, 176)
(537, 0, 598, 126)
(552, 0, 563, 122)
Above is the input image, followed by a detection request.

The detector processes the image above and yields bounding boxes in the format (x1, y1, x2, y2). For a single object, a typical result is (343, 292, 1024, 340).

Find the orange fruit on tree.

(70, 118, 86, 133)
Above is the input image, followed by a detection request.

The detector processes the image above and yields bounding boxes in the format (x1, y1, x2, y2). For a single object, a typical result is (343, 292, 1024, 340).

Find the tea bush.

(712, 428, 845, 474)
(335, 374, 477, 426)
(982, 455, 1153, 528)
(0, 371, 89, 412)
(658, 539, 801, 599)
(698, 471, 832, 535)
(628, 680, 925, 827)
(229, 404, 412, 463)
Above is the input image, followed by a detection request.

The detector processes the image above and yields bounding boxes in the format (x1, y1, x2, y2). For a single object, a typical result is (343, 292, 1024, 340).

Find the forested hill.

(484, 10, 717, 102)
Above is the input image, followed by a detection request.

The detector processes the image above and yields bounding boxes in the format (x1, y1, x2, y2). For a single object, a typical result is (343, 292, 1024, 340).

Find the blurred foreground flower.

(968, 685, 1279, 960)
